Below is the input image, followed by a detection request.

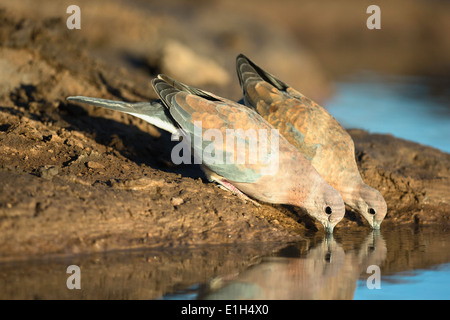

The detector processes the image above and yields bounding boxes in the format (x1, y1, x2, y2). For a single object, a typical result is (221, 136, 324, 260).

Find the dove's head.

(299, 181, 346, 233)
(346, 183, 387, 229)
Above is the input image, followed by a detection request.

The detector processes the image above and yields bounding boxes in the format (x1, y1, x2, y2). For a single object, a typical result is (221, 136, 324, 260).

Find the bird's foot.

(216, 181, 261, 207)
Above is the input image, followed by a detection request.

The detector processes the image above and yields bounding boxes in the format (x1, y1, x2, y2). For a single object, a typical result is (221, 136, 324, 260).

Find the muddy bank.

(347, 130, 449, 226)
(0, 2, 449, 262)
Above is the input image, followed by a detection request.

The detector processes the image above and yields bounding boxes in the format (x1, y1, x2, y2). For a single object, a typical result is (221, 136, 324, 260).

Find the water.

(325, 72, 450, 153)
(0, 226, 449, 300)
(162, 226, 450, 300)
(354, 263, 450, 300)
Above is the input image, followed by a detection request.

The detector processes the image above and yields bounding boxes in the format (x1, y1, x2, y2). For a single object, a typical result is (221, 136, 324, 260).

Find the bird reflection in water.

(199, 232, 386, 300)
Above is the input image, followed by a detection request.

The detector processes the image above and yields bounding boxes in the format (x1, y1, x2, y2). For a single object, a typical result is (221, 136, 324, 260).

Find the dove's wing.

(152, 77, 283, 183)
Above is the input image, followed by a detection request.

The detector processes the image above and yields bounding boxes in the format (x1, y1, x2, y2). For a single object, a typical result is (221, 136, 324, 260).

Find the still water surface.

(0, 225, 449, 299)
(162, 226, 450, 300)
(325, 72, 450, 153)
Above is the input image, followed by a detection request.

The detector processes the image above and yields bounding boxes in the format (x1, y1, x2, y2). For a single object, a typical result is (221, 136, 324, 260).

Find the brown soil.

(0, 1, 449, 262)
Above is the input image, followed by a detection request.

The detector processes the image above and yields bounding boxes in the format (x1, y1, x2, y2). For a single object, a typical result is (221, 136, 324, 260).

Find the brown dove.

(67, 75, 345, 232)
(236, 54, 387, 229)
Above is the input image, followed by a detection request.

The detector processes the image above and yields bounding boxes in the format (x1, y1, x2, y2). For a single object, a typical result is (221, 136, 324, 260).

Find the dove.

(67, 74, 345, 232)
(236, 54, 387, 229)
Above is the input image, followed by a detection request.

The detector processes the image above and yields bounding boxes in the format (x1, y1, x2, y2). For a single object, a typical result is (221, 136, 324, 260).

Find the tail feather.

(66, 96, 178, 134)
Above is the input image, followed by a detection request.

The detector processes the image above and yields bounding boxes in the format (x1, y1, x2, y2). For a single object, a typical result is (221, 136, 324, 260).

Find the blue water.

(162, 263, 450, 300)
(157, 227, 450, 300)
(1, 227, 449, 300)
(354, 263, 450, 300)
(325, 73, 450, 153)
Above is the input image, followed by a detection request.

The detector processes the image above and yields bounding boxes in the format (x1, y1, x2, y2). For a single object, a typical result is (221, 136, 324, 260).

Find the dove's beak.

(371, 219, 382, 230)
(324, 222, 335, 234)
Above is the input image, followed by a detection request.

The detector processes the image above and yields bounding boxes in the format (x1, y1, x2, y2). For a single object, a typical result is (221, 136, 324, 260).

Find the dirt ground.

(0, 1, 449, 262)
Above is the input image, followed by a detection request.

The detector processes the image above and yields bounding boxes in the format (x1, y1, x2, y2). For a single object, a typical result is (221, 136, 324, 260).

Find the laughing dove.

(67, 74, 345, 232)
(236, 54, 387, 229)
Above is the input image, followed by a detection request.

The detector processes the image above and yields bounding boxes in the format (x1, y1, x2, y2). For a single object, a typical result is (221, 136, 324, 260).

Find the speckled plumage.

(153, 75, 345, 232)
(236, 54, 387, 229)
(67, 75, 346, 232)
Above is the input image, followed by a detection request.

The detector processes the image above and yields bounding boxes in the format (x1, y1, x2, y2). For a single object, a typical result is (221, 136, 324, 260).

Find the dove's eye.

(368, 208, 376, 215)
(325, 206, 332, 215)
